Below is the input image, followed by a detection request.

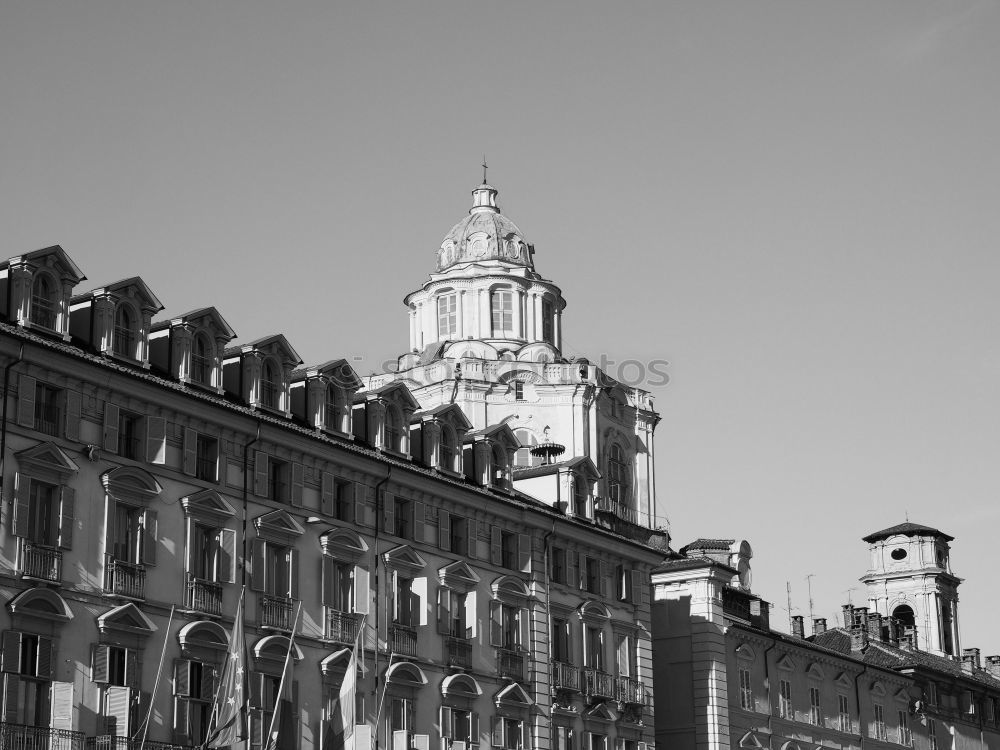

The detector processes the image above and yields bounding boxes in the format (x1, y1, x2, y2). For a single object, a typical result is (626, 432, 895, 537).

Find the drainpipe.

(762, 639, 777, 746)
(854, 664, 868, 749)
(372, 466, 391, 750)
(0, 343, 26, 504)
(241, 421, 261, 587)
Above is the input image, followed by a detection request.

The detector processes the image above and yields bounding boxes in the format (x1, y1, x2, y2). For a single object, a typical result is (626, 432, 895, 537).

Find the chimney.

(866, 612, 883, 641)
(985, 656, 1000, 678)
(791, 615, 805, 638)
(842, 604, 854, 629)
(813, 618, 827, 636)
(885, 617, 899, 646)
(962, 648, 981, 672)
(750, 598, 770, 632)
(853, 606, 869, 630)
(850, 628, 869, 652)
(900, 625, 918, 651)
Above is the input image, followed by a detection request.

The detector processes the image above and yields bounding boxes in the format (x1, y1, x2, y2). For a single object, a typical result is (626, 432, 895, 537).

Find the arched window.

(260, 359, 280, 409)
(324, 385, 343, 432)
(541, 298, 554, 344)
(31, 274, 58, 330)
(440, 424, 458, 472)
(513, 429, 539, 468)
(113, 303, 137, 358)
(607, 444, 630, 505)
(191, 332, 212, 385)
(385, 405, 404, 453)
(437, 294, 457, 339)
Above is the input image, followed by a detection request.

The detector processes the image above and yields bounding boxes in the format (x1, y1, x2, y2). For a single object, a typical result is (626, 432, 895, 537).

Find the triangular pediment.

(495, 682, 533, 707)
(739, 732, 766, 749)
(439, 560, 480, 591)
(361, 381, 420, 413)
(776, 653, 796, 671)
(15, 442, 79, 478)
(254, 510, 305, 541)
(232, 334, 303, 368)
(158, 306, 237, 340)
(181, 489, 236, 521)
(735, 643, 756, 662)
(299, 359, 364, 391)
(871, 681, 887, 697)
(807, 662, 825, 680)
(88, 276, 164, 313)
(97, 603, 156, 637)
(835, 671, 853, 688)
(8, 588, 74, 622)
(383, 544, 426, 573)
(13, 245, 86, 283)
(582, 701, 616, 722)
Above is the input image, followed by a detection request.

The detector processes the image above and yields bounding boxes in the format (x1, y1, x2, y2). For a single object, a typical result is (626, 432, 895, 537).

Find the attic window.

(890, 548, 907, 561)
(191, 333, 212, 385)
(113, 303, 138, 358)
(31, 273, 58, 330)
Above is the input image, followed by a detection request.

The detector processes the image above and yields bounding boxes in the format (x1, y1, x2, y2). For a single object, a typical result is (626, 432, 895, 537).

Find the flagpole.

(265, 600, 303, 749)
(137, 604, 175, 750)
(373, 650, 396, 743)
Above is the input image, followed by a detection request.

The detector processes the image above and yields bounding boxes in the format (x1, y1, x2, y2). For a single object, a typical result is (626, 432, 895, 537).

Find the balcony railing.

(595, 495, 638, 525)
(446, 636, 472, 668)
(551, 660, 580, 692)
(496, 648, 525, 682)
(326, 608, 362, 643)
(260, 595, 296, 630)
(390, 624, 418, 657)
(614, 675, 646, 705)
(186, 576, 223, 616)
(583, 668, 615, 699)
(34, 402, 62, 436)
(20, 543, 62, 582)
(105, 557, 145, 599)
(86, 737, 194, 750)
(0, 722, 84, 750)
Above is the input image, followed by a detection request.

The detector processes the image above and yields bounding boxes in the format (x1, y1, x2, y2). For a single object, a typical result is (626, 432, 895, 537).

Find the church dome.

(436, 183, 535, 272)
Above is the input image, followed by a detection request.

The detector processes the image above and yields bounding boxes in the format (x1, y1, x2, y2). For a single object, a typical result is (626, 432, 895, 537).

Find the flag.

(207, 589, 247, 748)
(331, 623, 363, 750)
(265, 642, 296, 750)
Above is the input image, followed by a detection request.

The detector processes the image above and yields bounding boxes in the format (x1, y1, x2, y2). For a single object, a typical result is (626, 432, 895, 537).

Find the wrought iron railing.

(390, 624, 418, 657)
(614, 675, 646, 705)
(325, 608, 361, 643)
(35, 402, 61, 436)
(0, 722, 84, 750)
(186, 576, 223, 616)
(551, 660, 580, 691)
(31, 299, 58, 331)
(594, 495, 639, 525)
(259, 595, 296, 630)
(446, 636, 472, 668)
(496, 648, 525, 682)
(583, 668, 615, 699)
(86, 737, 194, 750)
(21, 543, 62, 582)
(105, 557, 145, 599)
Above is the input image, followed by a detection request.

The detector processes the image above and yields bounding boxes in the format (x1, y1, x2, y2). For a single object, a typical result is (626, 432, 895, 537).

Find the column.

(456, 291, 465, 339)
(409, 307, 416, 351)
(554, 309, 563, 350)
(479, 289, 491, 338)
(526, 292, 537, 341)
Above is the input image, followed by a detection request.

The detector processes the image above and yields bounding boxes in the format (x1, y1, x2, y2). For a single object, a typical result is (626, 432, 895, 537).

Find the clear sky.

(3, 2, 999, 652)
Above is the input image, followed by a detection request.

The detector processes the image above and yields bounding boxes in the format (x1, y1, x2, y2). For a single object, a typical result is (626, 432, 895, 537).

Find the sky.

(2, 2, 999, 652)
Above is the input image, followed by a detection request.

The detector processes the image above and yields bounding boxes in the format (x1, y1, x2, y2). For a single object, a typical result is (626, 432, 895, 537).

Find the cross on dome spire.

(482, 155, 488, 185)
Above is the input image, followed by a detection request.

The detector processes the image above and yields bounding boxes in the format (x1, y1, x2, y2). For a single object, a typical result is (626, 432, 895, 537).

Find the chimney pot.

(985, 655, 1000, 678)
(813, 618, 827, 636)
(962, 648, 981, 670)
(791, 615, 804, 638)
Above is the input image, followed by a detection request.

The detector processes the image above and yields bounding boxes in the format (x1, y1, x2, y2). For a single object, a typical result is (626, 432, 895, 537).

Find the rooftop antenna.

(786, 581, 793, 632)
(806, 574, 816, 625)
(482, 155, 488, 185)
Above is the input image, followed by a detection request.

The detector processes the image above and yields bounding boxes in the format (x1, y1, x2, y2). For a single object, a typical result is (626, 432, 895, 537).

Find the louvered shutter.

(439, 512, 451, 550)
(467, 517, 478, 559)
(353, 567, 370, 615)
(355, 484, 368, 527)
(342, 481, 356, 523)
(173, 697, 191, 744)
(321, 472, 335, 516)
(518, 534, 531, 573)
(36, 637, 53, 678)
(490, 601, 502, 646)
(126, 649, 138, 688)
(59, 487, 75, 550)
(599, 560, 609, 598)
(492, 716, 504, 748)
(250, 540, 266, 592)
(250, 708, 265, 748)
(91, 645, 110, 683)
(3, 674, 20, 723)
(631, 569, 644, 605)
(219, 529, 236, 584)
(289, 548, 299, 599)
(16, 374, 35, 428)
(491, 527, 502, 566)
(50, 681, 74, 730)
(142, 509, 158, 565)
(201, 665, 216, 700)
(103, 403, 120, 453)
(322, 557, 335, 606)
(440, 707, 452, 739)
(254, 451, 269, 497)
(437, 588, 451, 634)
(64, 390, 82, 441)
(290, 463, 304, 507)
(382, 494, 395, 534)
(174, 660, 191, 697)
(522, 720, 531, 750)
(412, 501, 425, 543)
(519, 607, 530, 650)
(578, 553, 587, 590)
(182, 428, 198, 476)
(104, 685, 131, 736)
(11, 474, 30, 538)
(1, 632, 21, 672)
(146, 416, 166, 464)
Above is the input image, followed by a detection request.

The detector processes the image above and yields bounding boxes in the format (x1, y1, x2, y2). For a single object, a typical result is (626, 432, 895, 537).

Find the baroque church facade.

(0, 180, 666, 750)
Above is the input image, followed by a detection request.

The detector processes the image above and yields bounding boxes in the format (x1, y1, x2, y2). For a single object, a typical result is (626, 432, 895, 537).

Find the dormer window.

(492, 444, 509, 489)
(31, 274, 58, 331)
(261, 359, 280, 410)
(113, 302, 138, 359)
(385, 404, 404, 454)
(324, 385, 343, 432)
(440, 424, 458, 473)
(191, 332, 212, 385)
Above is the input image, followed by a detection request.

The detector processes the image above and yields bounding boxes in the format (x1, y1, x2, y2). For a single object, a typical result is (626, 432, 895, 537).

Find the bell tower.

(860, 522, 962, 656)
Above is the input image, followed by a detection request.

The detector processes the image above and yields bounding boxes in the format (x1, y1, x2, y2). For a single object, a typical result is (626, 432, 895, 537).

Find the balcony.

(390, 624, 418, 657)
(259, 595, 296, 630)
(445, 636, 472, 669)
(496, 648, 525, 682)
(614, 675, 646, 705)
(722, 587, 770, 630)
(20, 543, 62, 583)
(185, 576, 223, 616)
(105, 557, 145, 599)
(583, 668, 615, 700)
(593, 496, 670, 548)
(326, 609, 362, 644)
(551, 660, 580, 692)
(0, 723, 84, 750)
(86, 737, 193, 750)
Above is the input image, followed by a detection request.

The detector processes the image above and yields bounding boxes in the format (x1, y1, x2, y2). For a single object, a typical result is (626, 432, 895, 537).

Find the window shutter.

(491, 527, 502, 566)
(321, 472, 335, 516)
(467, 517, 478, 559)
(465, 594, 476, 639)
(290, 463, 304, 507)
(631, 569, 644, 605)
(182, 428, 197, 476)
(412, 501, 425, 543)
(146, 416, 166, 464)
(439, 512, 451, 550)
(599, 560, 609, 598)
(471, 713, 480, 746)
(59, 487, 75, 550)
(174, 660, 191, 697)
(440, 706, 452, 740)
(126, 649, 138, 688)
(1, 632, 21, 672)
(103, 403, 120, 453)
(289, 548, 300, 599)
(64, 390, 82, 442)
(437, 587, 451, 635)
(383, 494, 395, 534)
(50, 681, 74, 730)
(173, 696, 191, 745)
(3, 674, 20, 723)
(522, 720, 531, 750)
(91, 645, 110, 683)
(354, 484, 367, 527)
(254, 451, 269, 497)
(490, 601, 502, 646)
(219, 529, 236, 584)
(36, 636, 53, 678)
(578, 554, 586, 590)
(202, 666, 217, 700)
(11, 473, 30, 538)
(104, 685, 132, 736)
(142, 509, 158, 565)
(16, 374, 35, 428)
(492, 716, 504, 748)
(322, 557, 335, 607)
(518, 534, 531, 573)
(353, 567, 370, 615)
(250, 540, 266, 592)
(519, 607, 530, 650)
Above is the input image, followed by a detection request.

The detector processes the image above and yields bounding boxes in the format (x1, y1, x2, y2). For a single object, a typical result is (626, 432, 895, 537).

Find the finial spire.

(482, 155, 488, 185)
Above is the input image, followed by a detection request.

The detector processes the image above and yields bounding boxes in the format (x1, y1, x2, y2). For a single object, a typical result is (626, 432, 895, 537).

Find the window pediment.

(739, 732, 767, 749)
(835, 671, 853, 688)
(254, 510, 305, 543)
(386, 661, 427, 686)
(177, 621, 229, 652)
(491, 575, 530, 604)
(735, 643, 756, 662)
(101, 466, 162, 503)
(383, 544, 426, 574)
(441, 673, 482, 698)
(807, 662, 825, 680)
(578, 601, 612, 624)
(253, 635, 304, 665)
(90, 277, 164, 314)
(181, 489, 236, 522)
(302, 359, 363, 391)
(582, 701, 616, 723)
(439, 560, 480, 592)
(494, 682, 532, 708)
(871, 681, 887, 697)
(233, 334, 302, 368)
(8, 587, 74, 622)
(320, 527, 368, 562)
(162, 307, 237, 340)
(776, 654, 796, 672)
(97, 603, 156, 638)
(15, 442, 79, 480)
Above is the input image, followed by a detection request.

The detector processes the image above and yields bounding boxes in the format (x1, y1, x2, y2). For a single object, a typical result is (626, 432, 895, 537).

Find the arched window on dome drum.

(260, 359, 280, 409)
(31, 273, 58, 330)
(385, 405, 404, 454)
(438, 294, 457, 340)
(607, 444, 630, 506)
(491, 291, 513, 337)
(113, 303, 137, 358)
(440, 424, 458, 472)
(542, 299, 554, 344)
(513, 430, 539, 468)
(191, 332, 212, 385)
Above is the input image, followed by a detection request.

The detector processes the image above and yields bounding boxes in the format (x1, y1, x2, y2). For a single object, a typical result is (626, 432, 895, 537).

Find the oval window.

(890, 548, 907, 561)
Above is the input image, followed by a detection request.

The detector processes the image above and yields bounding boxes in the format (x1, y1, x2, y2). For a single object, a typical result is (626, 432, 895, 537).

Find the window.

(501, 532, 518, 570)
(440, 512, 469, 555)
(585, 733, 606, 750)
(491, 290, 513, 336)
(1, 631, 54, 726)
(489, 602, 523, 650)
(263, 543, 293, 597)
(33, 384, 62, 437)
(553, 726, 573, 750)
(584, 557, 601, 595)
(92, 645, 137, 688)
(268, 458, 289, 502)
(393, 575, 416, 627)
(249, 670, 293, 750)
(189, 524, 235, 583)
(585, 626, 605, 672)
(334, 478, 354, 522)
(873, 702, 886, 741)
(438, 589, 468, 638)
(395, 497, 411, 539)
(250, 539, 299, 605)
(493, 717, 524, 750)
(325, 560, 354, 613)
(438, 294, 457, 339)
(513, 381, 524, 401)
(541, 299, 554, 344)
(195, 435, 219, 482)
(110, 502, 155, 566)
(897, 709, 911, 746)
(30, 274, 58, 330)
(615, 633, 632, 677)
(385, 405, 405, 453)
(441, 706, 479, 748)
(23, 478, 60, 548)
(491, 445, 509, 488)
(739, 667, 753, 710)
(809, 686, 821, 726)
(779, 679, 792, 719)
(118, 410, 143, 460)
(191, 333, 212, 386)
(550, 547, 566, 584)
(838, 694, 850, 732)
(113, 303, 138, 358)
(324, 385, 343, 432)
(390, 696, 413, 736)
(928, 719, 937, 750)
(607, 444, 629, 504)
(174, 659, 217, 746)
(260, 359, 280, 410)
(440, 425, 459, 472)
(552, 617, 570, 663)
(573, 477, 589, 517)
